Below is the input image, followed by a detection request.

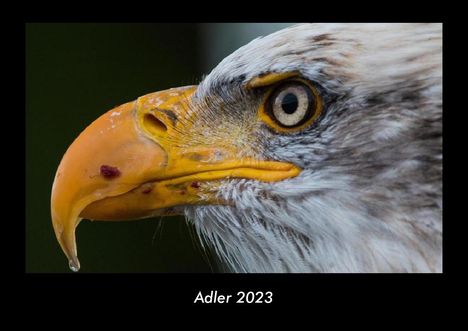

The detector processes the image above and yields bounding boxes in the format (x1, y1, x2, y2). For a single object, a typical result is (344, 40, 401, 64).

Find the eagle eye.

(261, 80, 322, 132)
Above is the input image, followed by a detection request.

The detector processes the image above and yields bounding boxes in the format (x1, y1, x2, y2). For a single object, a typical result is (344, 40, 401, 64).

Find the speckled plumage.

(181, 23, 442, 272)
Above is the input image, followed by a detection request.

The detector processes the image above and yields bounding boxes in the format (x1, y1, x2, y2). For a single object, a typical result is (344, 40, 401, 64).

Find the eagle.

(51, 23, 442, 273)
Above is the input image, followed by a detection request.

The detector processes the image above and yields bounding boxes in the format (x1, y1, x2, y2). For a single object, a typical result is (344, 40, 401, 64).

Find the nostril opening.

(143, 113, 167, 134)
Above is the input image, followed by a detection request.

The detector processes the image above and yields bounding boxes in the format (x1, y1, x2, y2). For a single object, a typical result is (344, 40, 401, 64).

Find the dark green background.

(26, 23, 218, 272)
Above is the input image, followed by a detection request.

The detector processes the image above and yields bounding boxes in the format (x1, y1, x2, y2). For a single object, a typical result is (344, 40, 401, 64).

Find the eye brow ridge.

(246, 71, 300, 89)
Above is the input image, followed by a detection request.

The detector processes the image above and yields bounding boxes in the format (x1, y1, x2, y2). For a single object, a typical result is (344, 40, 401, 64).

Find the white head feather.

(183, 23, 442, 273)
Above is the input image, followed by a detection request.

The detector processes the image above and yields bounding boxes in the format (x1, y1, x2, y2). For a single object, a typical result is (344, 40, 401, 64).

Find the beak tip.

(53, 218, 81, 272)
(68, 257, 80, 272)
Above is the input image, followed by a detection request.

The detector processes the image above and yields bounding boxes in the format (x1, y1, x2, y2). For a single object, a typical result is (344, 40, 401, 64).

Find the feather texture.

(183, 23, 442, 273)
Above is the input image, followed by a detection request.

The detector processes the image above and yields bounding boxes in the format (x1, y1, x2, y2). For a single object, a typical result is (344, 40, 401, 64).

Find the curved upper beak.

(51, 86, 301, 271)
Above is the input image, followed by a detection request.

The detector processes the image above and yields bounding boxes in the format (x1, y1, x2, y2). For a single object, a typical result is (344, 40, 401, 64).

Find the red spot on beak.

(100, 165, 121, 179)
(190, 182, 200, 189)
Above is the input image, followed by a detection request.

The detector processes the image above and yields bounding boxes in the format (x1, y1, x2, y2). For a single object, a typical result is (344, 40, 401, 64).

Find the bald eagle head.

(51, 23, 442, 273)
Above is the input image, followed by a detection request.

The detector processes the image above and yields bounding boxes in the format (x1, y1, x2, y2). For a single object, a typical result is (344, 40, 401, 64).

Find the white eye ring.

(270, 84, 313, 127)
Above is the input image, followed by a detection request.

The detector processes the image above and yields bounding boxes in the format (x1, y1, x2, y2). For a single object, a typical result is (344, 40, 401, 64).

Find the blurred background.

(26, 23, 294, 272)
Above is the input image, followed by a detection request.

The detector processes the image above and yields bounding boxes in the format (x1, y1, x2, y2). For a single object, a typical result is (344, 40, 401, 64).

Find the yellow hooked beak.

(51, 85, 301, 271)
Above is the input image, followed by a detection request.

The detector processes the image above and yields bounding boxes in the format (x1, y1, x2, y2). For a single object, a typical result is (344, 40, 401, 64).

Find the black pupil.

(281, 93, 299, 114)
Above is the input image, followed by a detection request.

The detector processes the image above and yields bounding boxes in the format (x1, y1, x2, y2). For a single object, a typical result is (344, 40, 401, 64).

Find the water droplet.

(69, 259, 80, 272)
